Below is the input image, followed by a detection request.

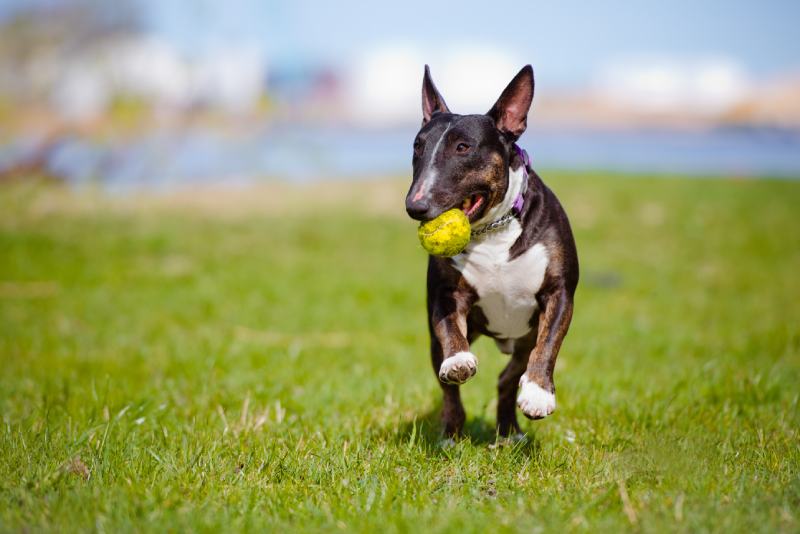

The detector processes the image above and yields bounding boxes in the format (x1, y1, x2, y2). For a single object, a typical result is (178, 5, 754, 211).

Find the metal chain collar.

(470, 210, 516, 237)
(469, 146, 529, 239)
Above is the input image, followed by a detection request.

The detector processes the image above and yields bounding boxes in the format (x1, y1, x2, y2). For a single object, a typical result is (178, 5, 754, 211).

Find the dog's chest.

(452, 220, 548, 339)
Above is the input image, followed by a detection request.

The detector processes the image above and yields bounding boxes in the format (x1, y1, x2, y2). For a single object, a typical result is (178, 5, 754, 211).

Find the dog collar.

(470, 144, 530, 237)
(512, 144, 530, 214)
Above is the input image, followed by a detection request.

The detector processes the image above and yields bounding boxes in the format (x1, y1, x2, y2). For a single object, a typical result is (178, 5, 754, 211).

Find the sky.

(136, 0, 800, 87)
(0, 0, 798, 122)
(1, 0, 798, 87)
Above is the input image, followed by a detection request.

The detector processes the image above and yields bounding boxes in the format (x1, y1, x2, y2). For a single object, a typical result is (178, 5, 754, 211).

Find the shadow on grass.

(388, 403, 543, 459)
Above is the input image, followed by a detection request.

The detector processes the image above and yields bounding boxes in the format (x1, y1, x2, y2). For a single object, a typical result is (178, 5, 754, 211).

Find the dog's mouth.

(460, 193, 487, 222)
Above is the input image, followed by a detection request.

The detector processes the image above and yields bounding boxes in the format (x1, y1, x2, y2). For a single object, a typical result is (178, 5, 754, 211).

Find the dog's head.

(405, 65, 534, 223)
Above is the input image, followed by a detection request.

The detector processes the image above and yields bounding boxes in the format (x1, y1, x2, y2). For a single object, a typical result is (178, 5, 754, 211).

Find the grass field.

(1, 173, 799, 532)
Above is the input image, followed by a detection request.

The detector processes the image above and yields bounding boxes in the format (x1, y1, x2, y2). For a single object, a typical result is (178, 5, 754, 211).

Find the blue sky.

(140, 0, 800, 86)
(3, 0, 799, 86)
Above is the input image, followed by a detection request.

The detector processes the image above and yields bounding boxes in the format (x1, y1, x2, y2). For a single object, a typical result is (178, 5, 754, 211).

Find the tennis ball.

(418, 209, 471, 257)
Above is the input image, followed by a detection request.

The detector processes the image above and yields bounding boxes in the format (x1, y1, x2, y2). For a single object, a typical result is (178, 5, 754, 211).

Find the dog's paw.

(438, 352, 478, 384)
(517, 375, 556, 419)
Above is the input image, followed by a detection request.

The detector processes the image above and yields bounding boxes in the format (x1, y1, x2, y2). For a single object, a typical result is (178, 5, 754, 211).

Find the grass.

(0, 172, 798, 532)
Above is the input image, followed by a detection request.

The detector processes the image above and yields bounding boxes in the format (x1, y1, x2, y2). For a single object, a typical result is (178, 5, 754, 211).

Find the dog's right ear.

(421, 65, 450, 124)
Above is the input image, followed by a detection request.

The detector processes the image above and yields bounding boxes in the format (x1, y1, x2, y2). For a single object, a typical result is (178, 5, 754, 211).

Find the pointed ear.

(487, 65, 534, 140)
(421, 65, 450, 124)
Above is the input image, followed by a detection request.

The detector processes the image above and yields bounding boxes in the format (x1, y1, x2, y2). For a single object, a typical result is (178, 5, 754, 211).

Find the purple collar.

(512, 144, 530, 215)
(470, 144, 531, 238)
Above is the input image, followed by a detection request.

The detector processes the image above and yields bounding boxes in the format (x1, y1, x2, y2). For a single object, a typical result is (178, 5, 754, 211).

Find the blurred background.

(0, 0, 798, 190)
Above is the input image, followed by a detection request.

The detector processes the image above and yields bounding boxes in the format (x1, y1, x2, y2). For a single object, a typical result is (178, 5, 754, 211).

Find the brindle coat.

(406, 65, 579, 437)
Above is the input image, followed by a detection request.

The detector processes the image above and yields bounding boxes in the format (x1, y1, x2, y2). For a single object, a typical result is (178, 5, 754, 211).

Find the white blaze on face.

(411, 172, 435, 202)
(412, 121, 452, 203)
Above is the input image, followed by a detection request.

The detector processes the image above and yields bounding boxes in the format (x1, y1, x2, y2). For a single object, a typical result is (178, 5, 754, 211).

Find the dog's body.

(406, 65, 579, 437)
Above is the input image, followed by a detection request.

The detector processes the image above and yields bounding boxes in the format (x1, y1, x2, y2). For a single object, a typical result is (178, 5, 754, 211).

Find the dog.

(405, 65, 579, 438)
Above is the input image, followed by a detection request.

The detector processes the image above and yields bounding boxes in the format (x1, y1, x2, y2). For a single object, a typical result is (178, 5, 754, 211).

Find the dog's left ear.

(487, 65, 534, 140)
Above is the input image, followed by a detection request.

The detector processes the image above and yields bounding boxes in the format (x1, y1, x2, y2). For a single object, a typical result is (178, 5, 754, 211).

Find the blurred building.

(48, 36, 267, 120)
(0, 0, 798, 184)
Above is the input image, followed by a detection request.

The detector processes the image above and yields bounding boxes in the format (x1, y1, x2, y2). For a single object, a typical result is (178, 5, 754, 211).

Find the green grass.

(1, 173, 799, 532)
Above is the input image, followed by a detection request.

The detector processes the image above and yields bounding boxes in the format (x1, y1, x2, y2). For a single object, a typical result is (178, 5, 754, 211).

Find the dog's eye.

(456, 143, 470, 154)
(413, 139, 424, 156)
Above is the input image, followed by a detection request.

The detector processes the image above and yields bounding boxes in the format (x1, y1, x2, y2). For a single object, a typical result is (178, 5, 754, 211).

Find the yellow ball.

(417, 209, 471, 257)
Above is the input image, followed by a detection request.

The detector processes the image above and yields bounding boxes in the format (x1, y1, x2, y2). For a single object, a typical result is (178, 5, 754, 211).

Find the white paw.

(438, 352, 478, 384)
(517, 375, 556, 419)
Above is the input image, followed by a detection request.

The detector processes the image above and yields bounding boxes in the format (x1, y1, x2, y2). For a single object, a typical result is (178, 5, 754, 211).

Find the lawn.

(1, 172, 798, 532)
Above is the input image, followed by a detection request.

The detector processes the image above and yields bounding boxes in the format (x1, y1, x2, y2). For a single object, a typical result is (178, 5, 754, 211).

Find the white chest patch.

(452, 219, 549, 339)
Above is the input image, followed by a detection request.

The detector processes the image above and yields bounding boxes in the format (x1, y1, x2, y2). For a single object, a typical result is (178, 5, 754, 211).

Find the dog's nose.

(406, 199, 431, 220)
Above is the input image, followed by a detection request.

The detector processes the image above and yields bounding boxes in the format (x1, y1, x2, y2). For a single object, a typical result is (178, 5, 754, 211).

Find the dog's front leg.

(517, 287, 574, 419)
(432, 303, 476, 385)
(429, 296, 475, 437)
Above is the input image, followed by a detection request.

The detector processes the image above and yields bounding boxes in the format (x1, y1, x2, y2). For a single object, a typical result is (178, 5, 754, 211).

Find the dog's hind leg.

(496, 333, 535, 436)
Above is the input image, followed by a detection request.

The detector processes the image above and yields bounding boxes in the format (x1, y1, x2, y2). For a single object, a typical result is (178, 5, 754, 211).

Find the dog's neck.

(471, 163, 527, 235)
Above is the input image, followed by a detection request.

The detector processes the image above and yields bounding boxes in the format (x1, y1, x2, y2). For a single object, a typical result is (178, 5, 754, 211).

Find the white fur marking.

(453, 165, 547, 339)
(414, 170, 437, 201)
(438, 351, 478, 384)
(473, 165, 526, 228)
(430, 122, 452, 159)
(417, 121, 452, 200)
(452, 213, 549, 339)
(517, 375, 556, 418)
